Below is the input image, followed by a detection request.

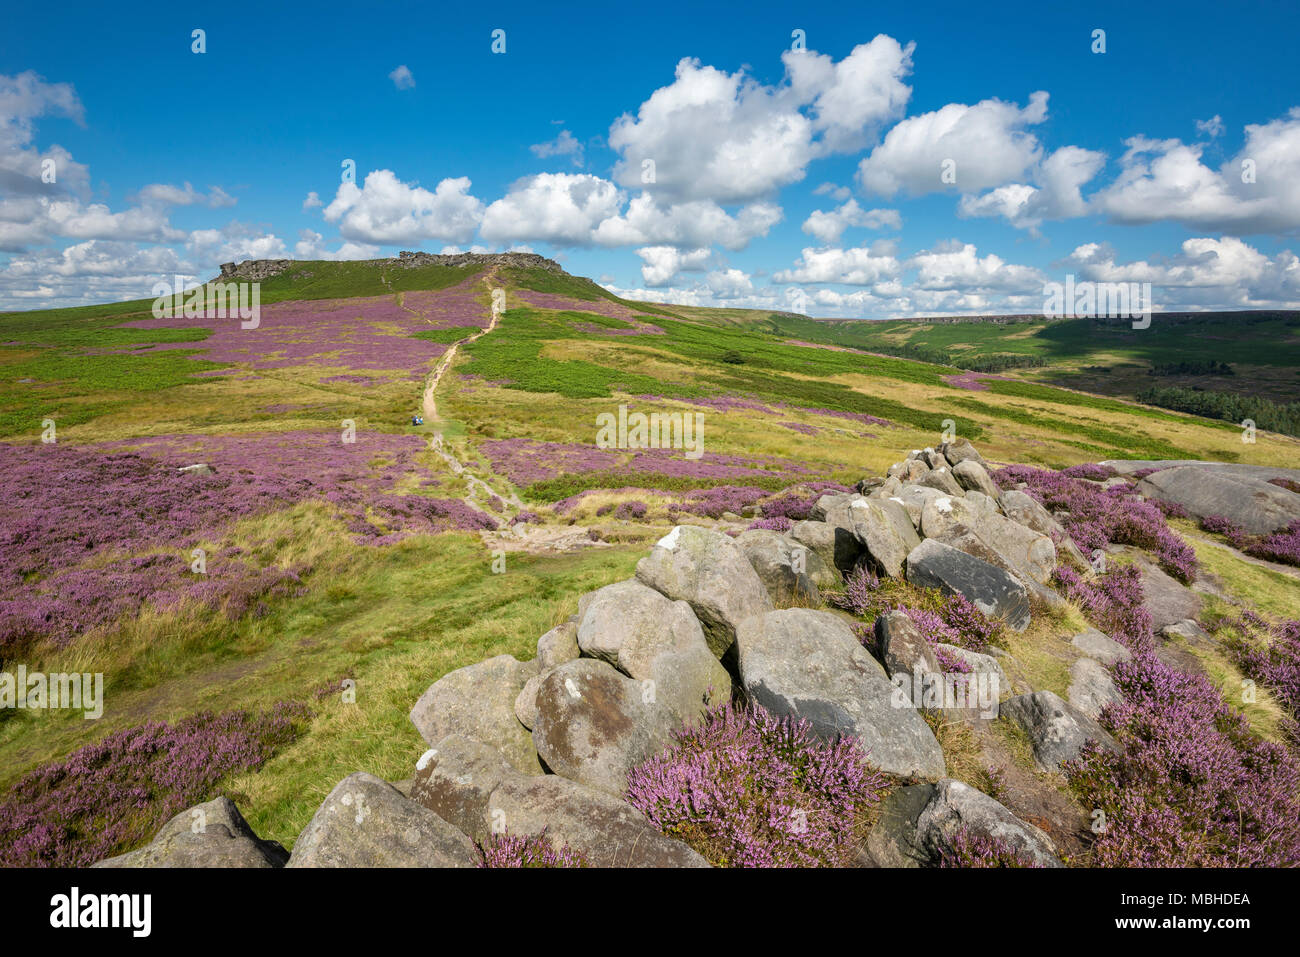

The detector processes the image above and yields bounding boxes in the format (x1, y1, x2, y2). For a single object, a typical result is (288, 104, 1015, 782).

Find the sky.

(2, 0, 1298, 316)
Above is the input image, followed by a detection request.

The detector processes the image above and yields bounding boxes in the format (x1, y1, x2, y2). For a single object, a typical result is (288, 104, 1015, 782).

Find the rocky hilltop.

(215, 250, 566, 283)
(93, 441, 1300, 869)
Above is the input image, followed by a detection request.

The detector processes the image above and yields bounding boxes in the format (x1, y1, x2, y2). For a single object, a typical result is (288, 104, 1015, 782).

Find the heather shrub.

(1223, 614, 1300, 734)
(936, 826, 1045, 868)
(613, 500, 648, 521)
(1066, 652, 1300, 867)
(1268, 477, 1300, 495)
(476, 831, 585, 868)
(995, 465, 1196, 582)
(1246, 520, 1300, 567)
(1052, 564, 1153, 652)
(677, 485, 767, 519)
(1060, 463, 1117, 481)
(1200, 513, 1249, 548)
(831, 567, 1000, 653)
(747, 516, 793, 532)
(626, 702, 886, 867)
(0, 703, 308, 867)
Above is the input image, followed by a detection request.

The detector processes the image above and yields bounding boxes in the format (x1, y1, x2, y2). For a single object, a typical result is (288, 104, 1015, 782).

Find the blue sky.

(2, 0, 1298, 314)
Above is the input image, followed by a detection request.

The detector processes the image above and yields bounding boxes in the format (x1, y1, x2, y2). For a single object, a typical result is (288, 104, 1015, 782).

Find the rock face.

(1000, 691, 1119, 772)
(1068, 657, 1122, 720)
(1070, 628, 1132, 665)
(1137, 465, 1300, 535)
(287, 773, 477, 868)
(790, 519, 863, 574)
(409, 654, 543, 775)
(530, 658, 675, 796)
(905, 539, 1032, 631)
(484, 772, 709, 868)
(1133, 556, 1203, 629)
(635, 525, 773, 657)
(409, 735, 518, 840)
(735, 529, 822, 604)
(93, 797, 287, 868)
(867, 780, 1060, 867)
(736, 608, 946, 780)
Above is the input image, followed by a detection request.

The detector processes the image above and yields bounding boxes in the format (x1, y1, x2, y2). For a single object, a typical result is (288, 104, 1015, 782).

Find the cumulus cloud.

(186, 223, 289, 264)
(302, 191, 322, 211)
(958, 145, 1106, 231)
(389, 65, 415, 90)
(323, 169, 484, 244)
(774, 240, 902, 286)
(1090, 110, 1300, 233)
(857, 91, 1050, 198)
(130, 182, 237, 208)
(608, 37, 913, 204)
(907, 239, 1046, 293)
(635, 245, 713, 285)
(529, 129, 585, 167)
(294, 229, 380, 261)
(802, 198, 901, 243)
(479, 172, 623, 245)
(592, 194, 782, 250)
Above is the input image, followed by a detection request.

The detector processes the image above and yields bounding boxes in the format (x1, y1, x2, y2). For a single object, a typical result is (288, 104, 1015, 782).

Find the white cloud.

(858, 91, 1050, 198)
(302, 191, 322, 211)
(1196, 115, 1225, 139)
(608, 38, 912, 204)
(479, 172, 623, 245)
(1091, 110, 1300, 233)
(635, 245, 713, 285)
(130, 182, 236, 208)
(294, 229, 380, 261)
(958, 145, 1106, 231)
(593, 194, 782, 250)
(802, 198, 901, 243)
(186, 223, 289, 264)
(813, 182, 852, 202)
(323, 169, 484, 244)
(774, 241, 902, 286)
(389, 65, 415, 90)
(529, 129, 584, 167)
(705, 267, 754, 299)
(907, 239, 1046, 293)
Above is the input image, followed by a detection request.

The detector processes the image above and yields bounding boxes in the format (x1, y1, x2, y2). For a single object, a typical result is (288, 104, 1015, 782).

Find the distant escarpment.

(215, 251, 565, 283)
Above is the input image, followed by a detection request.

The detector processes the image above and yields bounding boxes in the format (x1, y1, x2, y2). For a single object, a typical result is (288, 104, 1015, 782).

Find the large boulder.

(1133, 556, 1203, 629)
(735, 608, 946, 780)
(872, 610, 940, 680)
(409, 654, 542, 775)
(822, 496, 919, 578)
(867, 780, 1060, 868)
(483, 773, 709, 868)
(999, 490, 1088, 565)
(1137, 465, 1300, 535)
(888, 484, 947, 529)
(939, 438, 985, 468)
(1000, 691, 1120, 772)
(1069, 628, 1132, 665)
(530, 658, 676, 796)
(952, 460, 1001, 498)
(409, 735, 522, 841)
(536, 620, 580, 671)
(735, 529, 822, 604)
(93, 797, 287, 868)
(790, 519, 863, 575)
(919, 467, 965, 497)
(921, 496, 1056, 585)
(635, 525, 773, 657)
(287, 772, 477, 868)
(905, 539, 1032, 631)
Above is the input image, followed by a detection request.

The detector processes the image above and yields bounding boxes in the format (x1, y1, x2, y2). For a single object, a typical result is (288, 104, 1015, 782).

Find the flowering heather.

(779, 421, 820, 435)
(613, 501, 647, 520)
(1224, 614, 1300, 732)
(1060, 463, 1118, 481)
(936, 827, 1044, 867)
(831, 567, 998, 653)
(1268, 477, 1300, 495)
(512, 290, 666, 333)
(1066, 652, 1300, 867)
(0, 703, 308, 867)
(1200, 514, 1250, 547)
(123, 279, 490, 375)
(1246, 520, 1300, 567)
(675, 485, 767, 519)
(475, 831, 586, 868)
(509, 511, 541, 525)
(1052, 564, 1154, 653)
(626, 702, 886, 867)
(995, 465, 1196, 582)
(1151, 498, 1190, 520)
(747, 516, 793, 532)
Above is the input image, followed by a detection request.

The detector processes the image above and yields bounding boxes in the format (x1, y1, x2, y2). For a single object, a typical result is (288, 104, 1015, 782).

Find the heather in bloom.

(937, 826, 1045, 867)
(1223, 614, 1300, 734)
(0, 704, 308, 867)
(1060, 463, 1118, 481)
(747, 516, 794, 532)
(475, 831, 586, 868)
(1052, 564, 1154, 653)
(830, 567, 998, 654)
(995, 465, 1196, 582)
(626, 702, 886, 867)
(613, 501, 647, 520)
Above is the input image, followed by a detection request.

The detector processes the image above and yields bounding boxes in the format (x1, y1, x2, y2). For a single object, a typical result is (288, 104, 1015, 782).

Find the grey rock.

(791, 519, 864, 574)
(915, 779, 1062, 867)
(939, 438, 985, 468)
(288, 772, 477, 868)
(1070, 628, 1132, 665)
(1000, 690, 1120, 772)
(873, 610, 940, 680)
(409, 654, 542, 775)
(514, 673, 543, 730)
(1068, 657, 1122, 720)
(889, 484, 947, 529)
(536, 620, 580, 671)
(919, 467, 965, 496)
(635, 524, 773, 657)
(905, 538, 1032, 631)
(93, 796, 286, 868)
(1135, 556, 1203, 629)
(735, 529, 822, 605)
(736, 608, 946, 780)
(952, 459, 1001, 498)
(1137, 465, 1300, 535)
(408, 734, 519, 841)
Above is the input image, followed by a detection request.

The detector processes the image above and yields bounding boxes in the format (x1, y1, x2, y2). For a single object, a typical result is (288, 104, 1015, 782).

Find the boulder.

(1068, 657, 1122, 720)
(513, 673, 543, 730)
(790, 519, 864, 574)
(905, 539, 1032, 631)
(536, 620, 580, 671)
(484, 773, 709, 868)
(952, 460, 1001, 498)
(735, 529, 822, 605)
(531, 658, 676, 796)
(409, 654, 542, 774)
(921, 496, 1056, 585)
(889, 484, 947, 529)
(1000, 691, 1120, 772)
(821, 496, 919, 579)
(409, 735, 518, 841)
(1137, 465, 1300, 535)
(635, 525, 773, 657)
(735, 608, 946, 780)
(1134, 556, 1203, 629)
(93, 797, 287, 868)
(1069, 628, 1132, 665)
(915, 779, 1061, 867)
(939, 438, 985, 468)
(999, 490, 1088, 565)
(873, 610, 939, 680)
(287, 772, 477, 868)
(919, 467, 965, 497)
